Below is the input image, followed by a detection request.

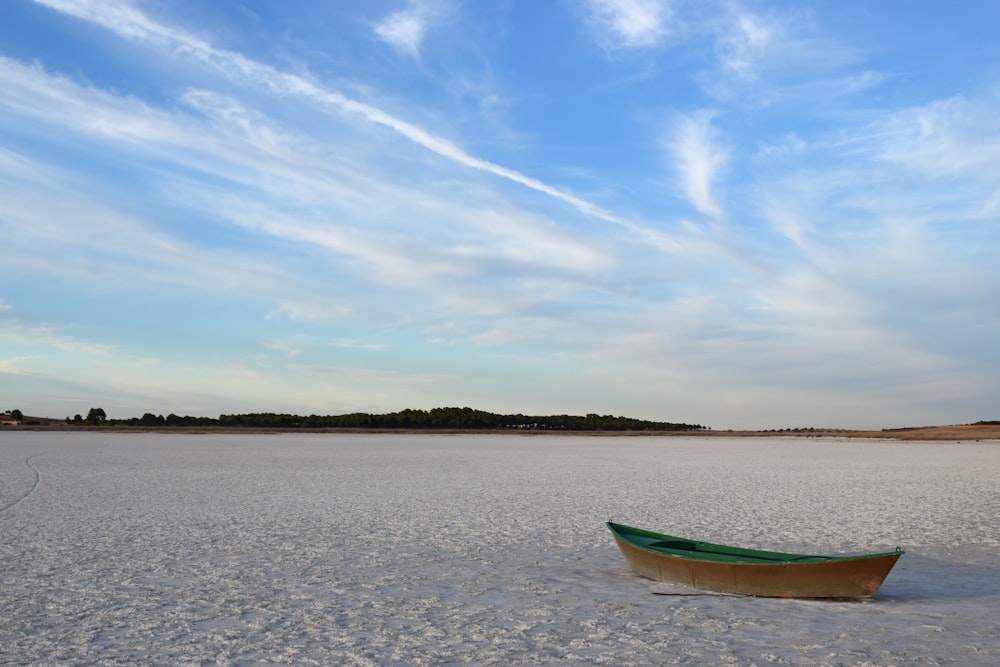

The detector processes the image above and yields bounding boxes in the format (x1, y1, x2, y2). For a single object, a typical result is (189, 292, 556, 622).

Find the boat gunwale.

(607, 521, 904, 566)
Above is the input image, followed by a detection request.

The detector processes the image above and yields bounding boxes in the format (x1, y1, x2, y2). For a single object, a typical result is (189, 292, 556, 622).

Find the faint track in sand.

(0, 455, 41, 516)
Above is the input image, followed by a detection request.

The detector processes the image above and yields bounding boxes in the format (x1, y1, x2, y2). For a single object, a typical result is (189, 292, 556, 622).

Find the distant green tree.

(9, 409, 23, 422)
(85, 407, 107, 425)
(139, 413, 164, 426)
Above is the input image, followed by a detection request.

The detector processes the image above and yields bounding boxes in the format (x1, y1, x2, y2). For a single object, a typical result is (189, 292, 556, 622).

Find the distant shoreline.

(4, 423, 999, 441)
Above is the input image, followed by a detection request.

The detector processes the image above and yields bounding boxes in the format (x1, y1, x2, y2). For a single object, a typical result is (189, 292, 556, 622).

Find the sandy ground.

(863, 424, 1000, 440)
(1, 433, 997, 665)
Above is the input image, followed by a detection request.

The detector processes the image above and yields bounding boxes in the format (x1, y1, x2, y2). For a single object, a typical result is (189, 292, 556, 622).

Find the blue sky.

(2, 0, 999, 429)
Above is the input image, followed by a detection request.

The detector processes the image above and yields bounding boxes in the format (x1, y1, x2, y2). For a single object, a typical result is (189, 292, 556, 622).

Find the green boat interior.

(608, 522, 895, 564)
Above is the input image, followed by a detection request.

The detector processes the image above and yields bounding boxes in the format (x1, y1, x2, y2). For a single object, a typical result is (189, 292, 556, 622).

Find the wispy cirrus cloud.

(31, 0, 643, 234)
(374, 2, 441, 59)
(263, 337, 305, 359)
(271, 302, 353, 324)
(668, 110, 728, 220)
(331, 339, 391, 352)
(0, 355, 43, 376)
(716, 9, 774, 80)
(874, 91, 1000, 182)
(689, 4, 869, 107)
(582, 0, 673, 50)
(1, 47, 642, 408)
(0, 305, 112, 356)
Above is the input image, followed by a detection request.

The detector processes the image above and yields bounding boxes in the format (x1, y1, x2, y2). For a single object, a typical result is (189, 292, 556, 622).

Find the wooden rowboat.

(607, 521, 903, 599)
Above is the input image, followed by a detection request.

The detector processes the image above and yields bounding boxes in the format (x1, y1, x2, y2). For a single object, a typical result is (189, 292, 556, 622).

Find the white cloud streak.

(0, 55, 641, 389)
(32, 0, 644, 234)
(0, 306, 112, 356)
(584, 0, 673, 50)
(374, 3, 435, 59)
(669, 111, 728, 220)
(874, 93, 1000, 181)
(717, 10, 774, 80)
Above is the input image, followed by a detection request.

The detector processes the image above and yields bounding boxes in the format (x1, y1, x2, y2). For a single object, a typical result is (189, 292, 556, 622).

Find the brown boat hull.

(612, 534, 902, 598)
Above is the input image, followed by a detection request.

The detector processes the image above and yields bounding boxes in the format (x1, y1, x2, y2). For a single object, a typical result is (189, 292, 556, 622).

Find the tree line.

(66, 406, 704, 431)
